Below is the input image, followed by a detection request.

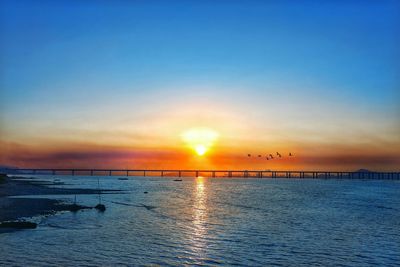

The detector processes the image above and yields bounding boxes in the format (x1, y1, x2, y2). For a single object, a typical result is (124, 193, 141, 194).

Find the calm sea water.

(1, 176, 400, 266)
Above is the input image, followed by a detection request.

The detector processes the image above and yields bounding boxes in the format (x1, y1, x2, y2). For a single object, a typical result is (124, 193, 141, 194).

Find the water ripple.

(1, 177, 400, 266)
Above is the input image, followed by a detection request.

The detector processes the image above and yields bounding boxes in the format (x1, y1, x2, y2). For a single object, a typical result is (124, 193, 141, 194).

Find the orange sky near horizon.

(1, 126, 399, 171)
(1, 95, 399, 171)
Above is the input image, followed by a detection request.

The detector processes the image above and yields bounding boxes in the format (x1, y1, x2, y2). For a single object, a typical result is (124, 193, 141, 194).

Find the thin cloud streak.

(1, 141, 399, 171)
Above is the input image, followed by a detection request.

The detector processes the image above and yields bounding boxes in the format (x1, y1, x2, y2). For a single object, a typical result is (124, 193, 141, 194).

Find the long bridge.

(1, 168, 400, 179)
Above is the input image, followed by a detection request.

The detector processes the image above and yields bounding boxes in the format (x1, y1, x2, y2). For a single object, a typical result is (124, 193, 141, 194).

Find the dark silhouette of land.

(0, 174, 121, 232)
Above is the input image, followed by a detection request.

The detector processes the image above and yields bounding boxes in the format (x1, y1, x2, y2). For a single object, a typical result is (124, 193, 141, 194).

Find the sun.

(195, 144, 207, 156)
(182, 128, 218, 156)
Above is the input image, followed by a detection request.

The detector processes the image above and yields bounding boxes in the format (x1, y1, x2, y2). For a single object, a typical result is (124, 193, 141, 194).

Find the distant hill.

(0, 165, 19, 170)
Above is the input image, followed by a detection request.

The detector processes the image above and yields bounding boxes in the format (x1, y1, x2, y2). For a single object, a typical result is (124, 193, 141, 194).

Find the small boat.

(95, 204, 106, 212)
(118, 177, 129, 180)
(173, 179, 182, 182)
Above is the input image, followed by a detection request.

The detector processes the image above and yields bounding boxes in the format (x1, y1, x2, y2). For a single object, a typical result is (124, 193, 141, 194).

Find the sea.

(1, 175, 400, 266)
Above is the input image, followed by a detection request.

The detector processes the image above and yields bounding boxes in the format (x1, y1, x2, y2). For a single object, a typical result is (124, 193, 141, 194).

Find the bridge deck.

(1, 168, 399, 179)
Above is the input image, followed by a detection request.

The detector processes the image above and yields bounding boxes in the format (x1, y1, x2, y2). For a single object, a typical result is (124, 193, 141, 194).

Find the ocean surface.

(1, 175, 400, 266)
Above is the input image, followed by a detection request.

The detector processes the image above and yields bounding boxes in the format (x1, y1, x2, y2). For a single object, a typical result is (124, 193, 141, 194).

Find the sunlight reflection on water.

(191, 177, 207, 253)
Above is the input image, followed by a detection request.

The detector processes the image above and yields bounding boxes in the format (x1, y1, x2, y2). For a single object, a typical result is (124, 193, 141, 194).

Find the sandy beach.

(0, 174, 121, 232)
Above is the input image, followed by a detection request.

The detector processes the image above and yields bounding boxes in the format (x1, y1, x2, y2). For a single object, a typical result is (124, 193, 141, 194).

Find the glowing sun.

(182, 128, 219, 156)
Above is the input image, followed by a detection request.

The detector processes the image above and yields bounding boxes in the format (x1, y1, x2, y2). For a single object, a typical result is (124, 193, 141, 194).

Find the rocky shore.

(0, 174, 121, 232)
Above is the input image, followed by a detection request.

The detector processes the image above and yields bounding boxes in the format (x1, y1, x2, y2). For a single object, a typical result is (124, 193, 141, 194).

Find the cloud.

(1, 140, 399, 171)
(0, 141, 184, 169)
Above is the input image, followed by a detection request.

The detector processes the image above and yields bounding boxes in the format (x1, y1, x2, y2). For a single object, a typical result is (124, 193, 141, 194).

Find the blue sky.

(1, 0, 399, 169)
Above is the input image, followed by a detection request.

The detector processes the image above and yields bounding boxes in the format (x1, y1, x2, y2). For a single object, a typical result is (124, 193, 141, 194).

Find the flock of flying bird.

(247, 152, 293, 160)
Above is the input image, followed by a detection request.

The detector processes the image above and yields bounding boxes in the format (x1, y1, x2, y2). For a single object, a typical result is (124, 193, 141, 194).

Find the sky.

(1, 0, 399, 171)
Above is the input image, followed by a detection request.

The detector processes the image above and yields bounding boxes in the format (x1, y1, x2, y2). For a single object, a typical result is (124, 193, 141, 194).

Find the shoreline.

(0, 174, 121, 233)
